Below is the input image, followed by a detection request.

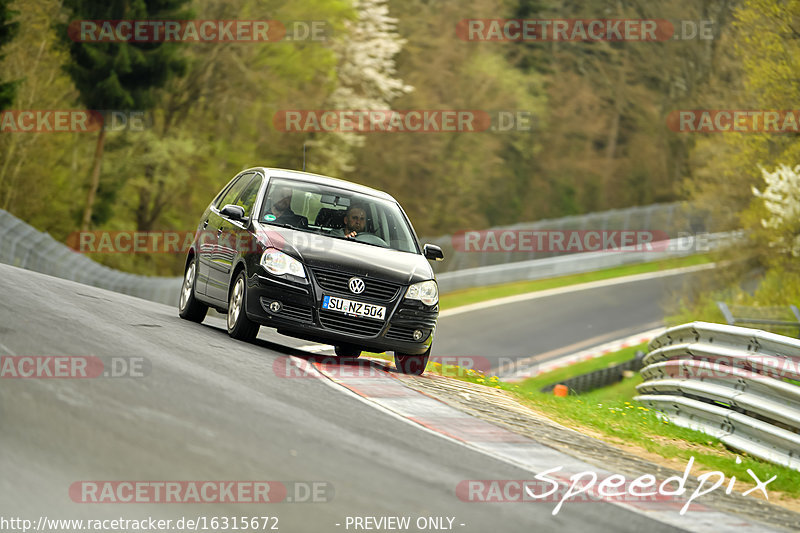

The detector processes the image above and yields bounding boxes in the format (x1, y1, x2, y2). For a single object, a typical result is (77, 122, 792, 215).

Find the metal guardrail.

(717, 301, 800, 338)
(635, 322, 800, 471)
(0, 205, 724, 306)
(0, 210, 181, 306)
(425, 201, 716, 274)
(436, 232, 733, 293)
(540, 351, 645, 394)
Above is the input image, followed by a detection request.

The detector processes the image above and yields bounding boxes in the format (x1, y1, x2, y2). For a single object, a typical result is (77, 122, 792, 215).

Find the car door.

(203, 173, 253, 303)
(196, 176, 246, 297)
(208, 173, 263, 303)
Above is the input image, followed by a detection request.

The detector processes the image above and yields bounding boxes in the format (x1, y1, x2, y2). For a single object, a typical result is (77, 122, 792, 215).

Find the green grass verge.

(420, 346, 800, 498)
(439, 254, 713, 310)
(513, 343, 647, 392)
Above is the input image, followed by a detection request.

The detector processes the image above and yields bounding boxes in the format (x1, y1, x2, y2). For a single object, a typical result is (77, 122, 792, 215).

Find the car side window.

(216, 173, 252, 210)
(232, 175, 263, 218)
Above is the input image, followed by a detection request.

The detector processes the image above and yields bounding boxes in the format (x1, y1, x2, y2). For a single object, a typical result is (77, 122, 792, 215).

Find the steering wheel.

(354, 233, 388, 247)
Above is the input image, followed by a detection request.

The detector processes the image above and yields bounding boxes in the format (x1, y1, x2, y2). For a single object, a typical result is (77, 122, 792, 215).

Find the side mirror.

(220, 204, 247, 222)
(423, 243, 444, 261)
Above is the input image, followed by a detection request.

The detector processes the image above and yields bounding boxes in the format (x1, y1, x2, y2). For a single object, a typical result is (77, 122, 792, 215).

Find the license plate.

(322, 296, 386, 320)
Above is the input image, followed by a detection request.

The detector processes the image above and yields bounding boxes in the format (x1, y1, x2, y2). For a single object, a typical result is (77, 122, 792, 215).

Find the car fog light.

(413, 329, 423, 341)
(269, 301, 282, 312)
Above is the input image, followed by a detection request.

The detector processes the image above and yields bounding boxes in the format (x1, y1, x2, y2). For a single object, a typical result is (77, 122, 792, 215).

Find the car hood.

(255, 224, 434, 285)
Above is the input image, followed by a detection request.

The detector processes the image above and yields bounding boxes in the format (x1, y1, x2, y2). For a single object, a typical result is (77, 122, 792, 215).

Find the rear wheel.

(178, 257, 208, 323)
(227, 271, 260, 341)
(335, 344, 362, 358)
(394, 347, 430, 375)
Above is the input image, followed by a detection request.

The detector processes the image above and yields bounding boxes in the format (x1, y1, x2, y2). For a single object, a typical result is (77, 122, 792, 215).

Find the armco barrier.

(635, 322, 800, 471)
(540, 351, 645, 394)
(0, 210, 181, 306)
(435, 232, 732, 293)
(0, 205, 723, 305)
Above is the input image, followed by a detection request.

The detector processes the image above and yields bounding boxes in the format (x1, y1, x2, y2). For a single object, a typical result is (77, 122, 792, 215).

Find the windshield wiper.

(262, 221, 318, 235)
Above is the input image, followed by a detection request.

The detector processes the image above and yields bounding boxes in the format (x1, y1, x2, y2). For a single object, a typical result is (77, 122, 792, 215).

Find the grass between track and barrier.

(438, 254, 713, 310)
(422, 345, 800, 503)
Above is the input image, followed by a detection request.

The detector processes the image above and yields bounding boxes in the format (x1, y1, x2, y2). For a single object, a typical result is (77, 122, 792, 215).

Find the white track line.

(440, 262, 715, 318)
(502, 327, 664, 381)
(292, 355, 780, 532)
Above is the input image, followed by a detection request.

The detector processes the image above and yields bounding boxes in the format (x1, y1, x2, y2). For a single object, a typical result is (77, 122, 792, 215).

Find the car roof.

(248, 167, 397, 203)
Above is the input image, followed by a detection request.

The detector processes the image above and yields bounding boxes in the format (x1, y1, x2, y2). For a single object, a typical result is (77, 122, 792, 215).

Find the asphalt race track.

(0, 263, 703, 532)
(435, 270, 700, 372)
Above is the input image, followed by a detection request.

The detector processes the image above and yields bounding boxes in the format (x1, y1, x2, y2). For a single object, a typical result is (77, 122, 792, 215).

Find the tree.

(309, 0, 413, 176)
(56, 0, 190, 230)
(0, 0, 20, 109)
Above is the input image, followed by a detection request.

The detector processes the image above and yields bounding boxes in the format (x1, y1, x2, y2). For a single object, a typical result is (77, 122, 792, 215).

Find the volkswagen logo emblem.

(348, 277, 365, 294)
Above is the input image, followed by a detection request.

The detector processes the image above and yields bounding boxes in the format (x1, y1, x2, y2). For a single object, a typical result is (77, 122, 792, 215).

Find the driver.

(332, 203, 387, 246)
(334, 203, 367, 238)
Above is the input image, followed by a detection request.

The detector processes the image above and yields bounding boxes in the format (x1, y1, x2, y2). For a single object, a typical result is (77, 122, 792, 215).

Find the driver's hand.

(345, 231, 357, 238)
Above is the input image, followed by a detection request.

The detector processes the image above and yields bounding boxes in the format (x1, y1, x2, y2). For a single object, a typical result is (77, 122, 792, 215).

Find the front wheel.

(227, 271, 260, 342)
(394, 348, 430, 375)
(178, 257, 208, 323)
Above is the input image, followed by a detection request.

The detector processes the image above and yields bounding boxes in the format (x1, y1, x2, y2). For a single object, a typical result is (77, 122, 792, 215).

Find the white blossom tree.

(310, 0, 413, 176)
(752, 164, 800, 257)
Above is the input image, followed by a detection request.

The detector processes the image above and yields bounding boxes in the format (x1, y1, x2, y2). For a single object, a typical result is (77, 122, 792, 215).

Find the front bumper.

(244, 269, 437, 355)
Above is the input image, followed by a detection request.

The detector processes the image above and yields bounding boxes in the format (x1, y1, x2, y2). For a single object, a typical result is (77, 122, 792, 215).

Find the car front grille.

(318, 309, 385, 337)
(312, 268, 401, 301)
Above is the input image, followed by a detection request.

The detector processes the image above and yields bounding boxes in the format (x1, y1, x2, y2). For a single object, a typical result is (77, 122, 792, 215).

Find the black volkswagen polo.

(178, 168, 444, 374)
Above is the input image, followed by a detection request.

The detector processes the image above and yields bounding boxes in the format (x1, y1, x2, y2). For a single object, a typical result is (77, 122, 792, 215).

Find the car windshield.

(259, 178, 419, 254)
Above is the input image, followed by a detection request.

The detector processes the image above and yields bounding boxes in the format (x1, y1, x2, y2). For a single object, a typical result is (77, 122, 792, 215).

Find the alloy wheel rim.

(180, 263, 195, 311)
(228, 278, 243, 330)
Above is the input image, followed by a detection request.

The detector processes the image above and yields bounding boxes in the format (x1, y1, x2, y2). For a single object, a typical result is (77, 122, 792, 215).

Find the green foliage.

(0, 0, 20, 109)
(55, 0, 191, 110)
(0, 0, 794, 281)
(678, 0, 800, 321)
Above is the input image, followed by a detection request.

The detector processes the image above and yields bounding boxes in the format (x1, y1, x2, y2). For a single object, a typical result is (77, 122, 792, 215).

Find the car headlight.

(405, 280, 438, 306)
(260, 248, 306, 279)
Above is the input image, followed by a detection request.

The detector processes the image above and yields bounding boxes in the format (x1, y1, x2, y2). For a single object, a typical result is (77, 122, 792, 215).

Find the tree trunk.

(80, 127, 106, 232)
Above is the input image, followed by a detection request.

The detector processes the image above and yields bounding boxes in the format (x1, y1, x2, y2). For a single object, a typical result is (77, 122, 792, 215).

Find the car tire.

(178, 256, 208, 323)
(394, 348, 430, 375)
(227, 271, 260, 342)
(335, 344, 362, 358)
